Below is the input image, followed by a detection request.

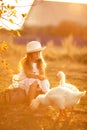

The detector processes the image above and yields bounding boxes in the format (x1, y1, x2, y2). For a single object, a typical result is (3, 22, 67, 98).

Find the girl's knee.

(32, 81, 38, 86)
(34, 80, 38, 85)
(29, 81, 38, 91)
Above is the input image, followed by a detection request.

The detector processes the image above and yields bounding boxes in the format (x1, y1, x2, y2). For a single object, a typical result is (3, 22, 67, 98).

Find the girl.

(9, 41, 50, 103)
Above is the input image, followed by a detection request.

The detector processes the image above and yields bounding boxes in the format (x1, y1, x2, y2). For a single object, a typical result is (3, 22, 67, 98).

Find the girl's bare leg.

(28, 81, 39, 104)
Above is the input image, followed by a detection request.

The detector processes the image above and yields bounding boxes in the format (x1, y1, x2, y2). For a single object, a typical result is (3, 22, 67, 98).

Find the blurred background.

(0, 0, 87, 89)
(0, 1, 87, 130)
(0, 0, 87, 46)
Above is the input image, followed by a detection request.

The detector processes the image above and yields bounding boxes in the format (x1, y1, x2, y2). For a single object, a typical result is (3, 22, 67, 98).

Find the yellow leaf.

(0, 9, 2, 17)
(22, 13, 27, 18)
(1, 41, 8, 51)
(7, 4, 10, 9)
(12, 10, 16, 16)
(0, 26, 2, 29)
(10, 6, 15, 9)
(16, 31, 21, 37)
(9, 19, 14, 24)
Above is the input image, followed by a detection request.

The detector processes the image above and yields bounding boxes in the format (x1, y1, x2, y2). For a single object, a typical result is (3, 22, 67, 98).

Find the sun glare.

(0, 0, 34, 30)
(46, 0, 87, 4)
(68, 4, 83, 15)
(0, 0, 87, 30)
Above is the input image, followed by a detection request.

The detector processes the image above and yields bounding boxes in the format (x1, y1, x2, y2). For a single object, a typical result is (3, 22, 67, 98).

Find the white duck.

(57, 71, 79, 92)
(30, 86, 86, 114)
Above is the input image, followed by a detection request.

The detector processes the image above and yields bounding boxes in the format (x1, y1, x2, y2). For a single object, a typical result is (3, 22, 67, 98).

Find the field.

(0, 39, 87, 130)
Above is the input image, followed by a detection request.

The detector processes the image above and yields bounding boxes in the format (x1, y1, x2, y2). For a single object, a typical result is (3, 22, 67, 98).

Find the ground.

(0, 103, 87, 130)
(0, 60, 87, 130)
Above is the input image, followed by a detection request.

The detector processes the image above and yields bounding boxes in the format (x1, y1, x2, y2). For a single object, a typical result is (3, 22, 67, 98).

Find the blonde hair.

(19, 52, 46, 76)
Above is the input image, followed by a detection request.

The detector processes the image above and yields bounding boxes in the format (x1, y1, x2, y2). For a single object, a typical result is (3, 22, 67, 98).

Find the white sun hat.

(26, 41, 46, 53)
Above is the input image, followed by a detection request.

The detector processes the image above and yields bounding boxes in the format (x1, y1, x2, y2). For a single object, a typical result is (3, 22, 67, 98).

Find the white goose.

(57, 71, 79, 92)
(30, 86, 86, 114)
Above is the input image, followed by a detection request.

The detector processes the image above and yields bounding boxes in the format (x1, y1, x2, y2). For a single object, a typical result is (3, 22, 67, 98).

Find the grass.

(0, 38, 87, 130)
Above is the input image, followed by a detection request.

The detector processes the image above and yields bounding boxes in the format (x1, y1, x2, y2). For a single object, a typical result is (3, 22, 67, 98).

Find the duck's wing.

(62, 83, 79, 92)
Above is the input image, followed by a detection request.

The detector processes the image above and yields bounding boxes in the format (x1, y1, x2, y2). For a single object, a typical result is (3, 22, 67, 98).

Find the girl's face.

(30, 51, 41, 62)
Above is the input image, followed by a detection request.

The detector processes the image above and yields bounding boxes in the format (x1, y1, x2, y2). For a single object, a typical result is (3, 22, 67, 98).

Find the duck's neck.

(60, 75, 65, 86)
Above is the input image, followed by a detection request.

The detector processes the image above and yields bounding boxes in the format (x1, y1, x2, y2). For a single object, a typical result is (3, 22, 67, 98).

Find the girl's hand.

(26, 72, 46, 80)
(38, 74, 46, 80)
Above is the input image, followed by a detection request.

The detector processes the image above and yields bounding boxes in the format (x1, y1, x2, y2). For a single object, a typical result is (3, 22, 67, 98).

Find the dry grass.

(0, 38, 87, 130)
(44, 37, 87, 65)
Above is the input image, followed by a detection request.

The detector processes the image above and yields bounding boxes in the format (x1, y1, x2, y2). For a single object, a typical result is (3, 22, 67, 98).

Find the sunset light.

(0, 0, 34, 30)
(0, 0, 87, 30)
(46, 0, 87, 4)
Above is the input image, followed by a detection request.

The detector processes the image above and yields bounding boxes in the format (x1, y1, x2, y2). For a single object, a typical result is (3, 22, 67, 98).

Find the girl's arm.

(27, 72, 46, 80)
(24, 69, 46, 80)
(38, 69, 47, 80)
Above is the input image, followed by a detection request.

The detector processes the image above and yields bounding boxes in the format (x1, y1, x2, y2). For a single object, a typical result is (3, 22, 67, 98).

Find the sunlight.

(0, 0, 87, 30)
(68, 4, 83, 15)
(45, 0, 87, 4)
(0, 0, 34, 30)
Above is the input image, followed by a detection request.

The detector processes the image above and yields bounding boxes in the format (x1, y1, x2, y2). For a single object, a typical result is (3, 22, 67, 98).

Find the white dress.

(9, 63, 50, 94)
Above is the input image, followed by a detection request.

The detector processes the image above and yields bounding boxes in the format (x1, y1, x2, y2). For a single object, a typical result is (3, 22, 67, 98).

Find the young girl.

(9, 41, 50, 103)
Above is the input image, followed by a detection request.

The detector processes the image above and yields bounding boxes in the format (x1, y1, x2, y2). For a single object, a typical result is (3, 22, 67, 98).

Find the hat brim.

(27, 46, 46, 53)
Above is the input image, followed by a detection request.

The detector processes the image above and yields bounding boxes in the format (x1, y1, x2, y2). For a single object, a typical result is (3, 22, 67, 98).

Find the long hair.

(19, 52, 46, 75)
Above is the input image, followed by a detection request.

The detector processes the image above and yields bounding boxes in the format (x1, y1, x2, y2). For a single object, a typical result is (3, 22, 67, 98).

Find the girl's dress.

(9, 63, 50, 94)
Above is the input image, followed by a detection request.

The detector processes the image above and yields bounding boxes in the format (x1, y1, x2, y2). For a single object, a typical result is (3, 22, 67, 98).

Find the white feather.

(30, 86, 86, 110)
(57, 71, 79, 92)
